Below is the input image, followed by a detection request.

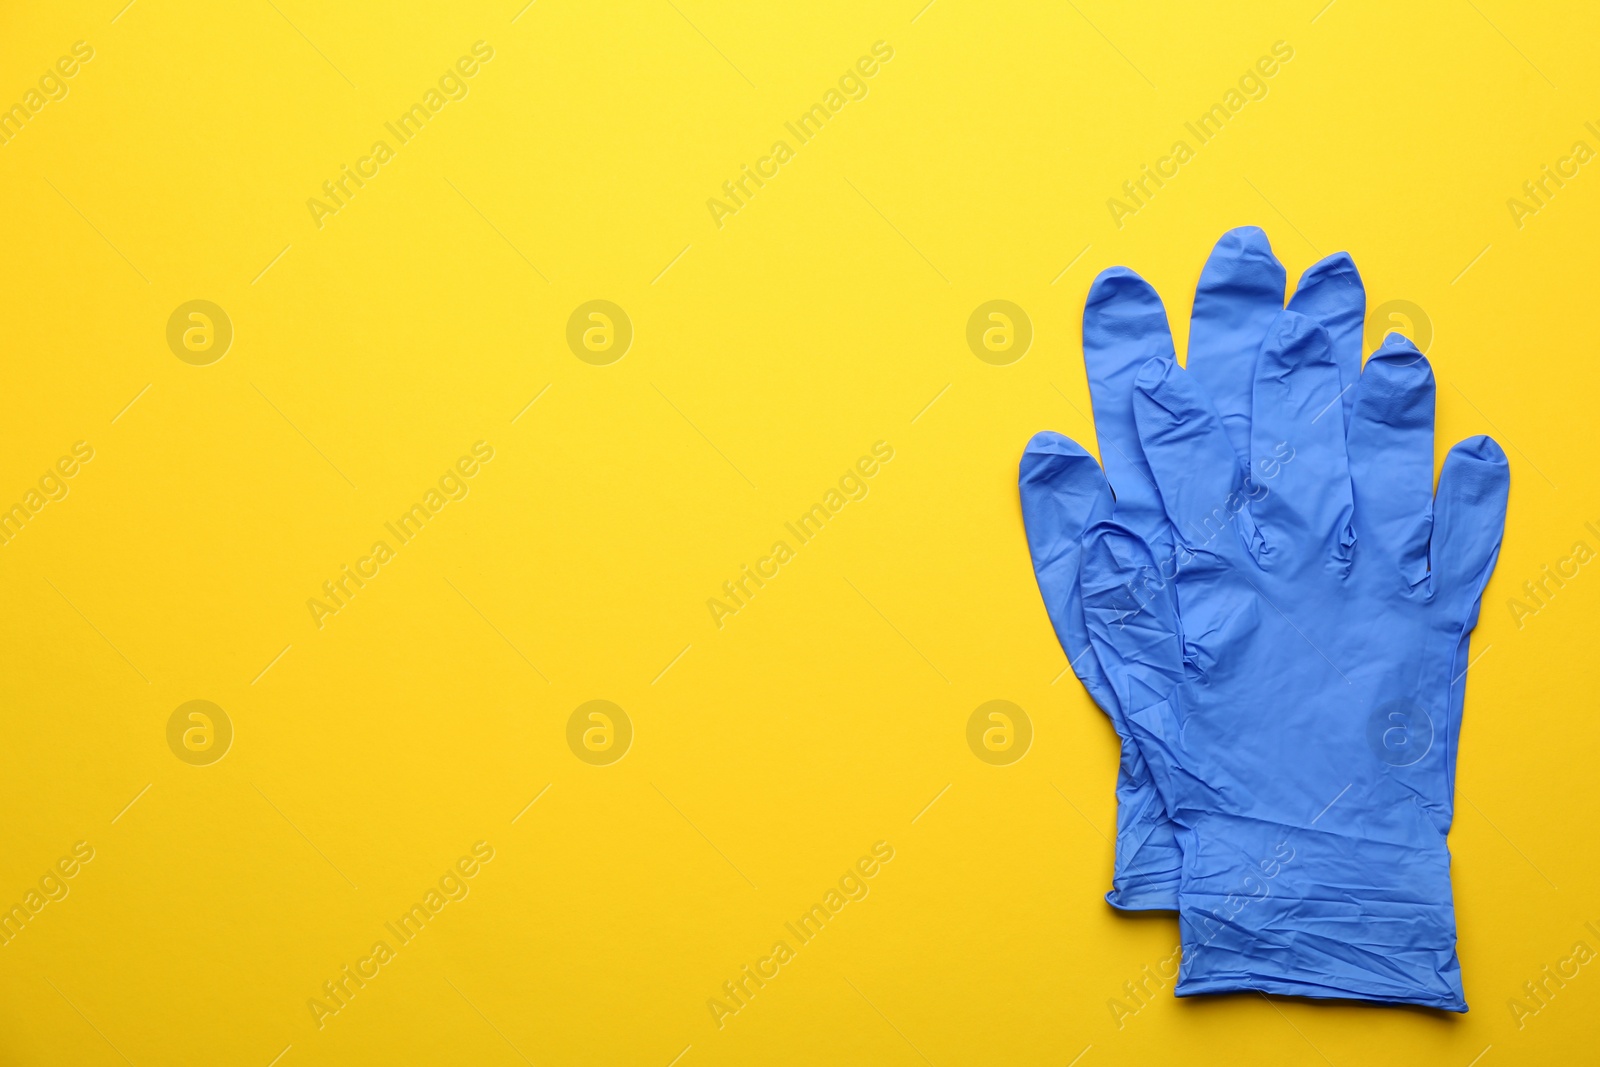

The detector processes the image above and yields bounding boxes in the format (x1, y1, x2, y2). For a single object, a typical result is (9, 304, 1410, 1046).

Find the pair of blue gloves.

(1019, 228, 1508, 1011)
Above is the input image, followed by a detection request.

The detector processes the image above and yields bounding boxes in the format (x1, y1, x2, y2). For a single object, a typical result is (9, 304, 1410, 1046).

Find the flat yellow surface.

(1, 1, 1596, 1064)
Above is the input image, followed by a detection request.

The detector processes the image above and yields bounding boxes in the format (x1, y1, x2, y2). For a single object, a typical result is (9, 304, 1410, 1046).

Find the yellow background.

(1, 0, 1596, 1063)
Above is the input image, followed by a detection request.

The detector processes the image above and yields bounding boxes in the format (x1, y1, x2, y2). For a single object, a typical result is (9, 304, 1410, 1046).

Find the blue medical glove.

(1020, 227, 1364, 910)
(1080, 324, 1509, 1010)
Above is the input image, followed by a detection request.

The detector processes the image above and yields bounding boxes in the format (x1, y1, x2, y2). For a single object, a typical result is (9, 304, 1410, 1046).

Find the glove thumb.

(1019, 432, 1115, 709)
(1081, 521, 1188, 812)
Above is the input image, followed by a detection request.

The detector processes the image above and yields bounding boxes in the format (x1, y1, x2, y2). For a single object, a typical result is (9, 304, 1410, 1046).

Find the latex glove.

(1020, 227, 1364, 910)
(1082, 319, 1508, 1009)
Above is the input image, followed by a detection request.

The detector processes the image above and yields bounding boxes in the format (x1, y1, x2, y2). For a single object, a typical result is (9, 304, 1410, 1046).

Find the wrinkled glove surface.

(1022, 228, 1508, 1010)
(1020, 227, 1367, 911)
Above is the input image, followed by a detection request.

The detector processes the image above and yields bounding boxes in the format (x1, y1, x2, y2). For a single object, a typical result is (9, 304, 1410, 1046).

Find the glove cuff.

(1106, 879, 1179, 911)
(1107, 776, 1180, 911)
(1174, 812, 1466, 1011)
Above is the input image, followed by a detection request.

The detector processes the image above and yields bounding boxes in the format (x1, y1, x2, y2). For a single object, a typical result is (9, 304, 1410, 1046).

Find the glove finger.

(1019, 432, 1117, 710)
(1081, 521, 1186, 811)
(1133, 357, 1259, 563)
(1346, 335, 1435, 587)
(1187, 226, 1286, 465)
(1431, 436, 1509, 796)
(1248, 311, 1355, 565)
(1022, 438, 1181, 909)
(1081, 522, 1184, 702)
(1286, 251, 1365, 429)
(1430, 435, 1510, 620)
(1082, 267, 1175, 541)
